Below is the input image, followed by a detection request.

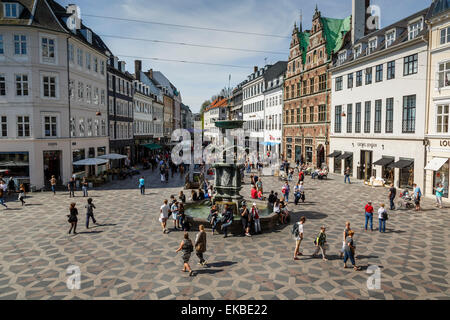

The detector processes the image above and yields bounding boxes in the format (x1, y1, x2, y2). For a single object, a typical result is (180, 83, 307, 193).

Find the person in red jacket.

(298, 170, 304, 184)
(251, 186, 258, 199)
(364, 201, 374, 231)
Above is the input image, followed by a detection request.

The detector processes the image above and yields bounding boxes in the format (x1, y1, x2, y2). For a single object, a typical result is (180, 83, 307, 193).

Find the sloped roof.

(263, 61, 287, 84)
(426, 0, 449, 20)
(205, 97, 228, 112)
(320, 16, 351, 55)
(152, 71, 174, 96)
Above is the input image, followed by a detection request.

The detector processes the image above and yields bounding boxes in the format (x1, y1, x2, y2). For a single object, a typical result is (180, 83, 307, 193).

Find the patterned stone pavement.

(0, 167, 449, 300)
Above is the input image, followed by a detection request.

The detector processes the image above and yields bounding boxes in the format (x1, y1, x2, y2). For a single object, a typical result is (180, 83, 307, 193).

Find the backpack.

(382, 211, 389, 220)
(292, 223, 300, 237)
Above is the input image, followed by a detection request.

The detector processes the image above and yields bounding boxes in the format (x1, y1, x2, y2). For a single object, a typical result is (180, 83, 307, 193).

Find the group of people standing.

(0, 178, 27, 209)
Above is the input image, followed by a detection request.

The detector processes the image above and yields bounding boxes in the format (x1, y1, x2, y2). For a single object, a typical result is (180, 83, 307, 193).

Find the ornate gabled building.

(283, 6, 351, 168)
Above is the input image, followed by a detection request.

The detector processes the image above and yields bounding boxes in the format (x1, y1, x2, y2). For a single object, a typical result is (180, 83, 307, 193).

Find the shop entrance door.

(317, 144, 325, 169)
(359, 150, 373, 181)
(43, 151, 62, 185)
(295, 146, 302, 163)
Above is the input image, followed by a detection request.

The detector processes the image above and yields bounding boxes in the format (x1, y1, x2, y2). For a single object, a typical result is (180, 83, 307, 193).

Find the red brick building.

(283, 7, 351, 168)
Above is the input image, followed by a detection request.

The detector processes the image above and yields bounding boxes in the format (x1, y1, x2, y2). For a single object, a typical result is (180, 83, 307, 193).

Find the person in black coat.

(68, 203, 78, 234)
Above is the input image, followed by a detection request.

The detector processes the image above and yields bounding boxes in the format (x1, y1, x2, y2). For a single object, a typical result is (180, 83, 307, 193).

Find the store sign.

(439, 140, 450, 147)
(357, 142, 377, 148)
(48, 143, 57, 146)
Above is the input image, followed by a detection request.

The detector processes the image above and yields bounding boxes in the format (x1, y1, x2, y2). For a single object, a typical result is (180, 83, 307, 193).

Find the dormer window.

(338, 51, 347, 65)
(368, 38, 377, 54)
(86, 30, 92, 44)
(408, 18, 423, 40)
(354, 45, 362, 58)
(4, 3, 20, 18)
(386, 30, 396, 48)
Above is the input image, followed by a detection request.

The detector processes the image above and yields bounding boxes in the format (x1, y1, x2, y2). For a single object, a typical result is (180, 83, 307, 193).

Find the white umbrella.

(98, 153, 128, 160)
(73, 158, 108, 166)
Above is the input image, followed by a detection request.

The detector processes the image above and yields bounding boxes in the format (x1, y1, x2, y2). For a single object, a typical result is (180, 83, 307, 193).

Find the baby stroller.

(397, 190, 415, 210)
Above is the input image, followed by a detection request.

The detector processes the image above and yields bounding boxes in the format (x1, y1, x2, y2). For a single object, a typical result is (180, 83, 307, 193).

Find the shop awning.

(73, 158, 108, 166)
(373, 157, 395, 167)
(327, 151, 342, 158)
(387, 159, 414, 169)
(142, 143, 162, 150)
(98, 153, 128, 160)
(424, 157, 448, 171)
(336, 152, 353, 161)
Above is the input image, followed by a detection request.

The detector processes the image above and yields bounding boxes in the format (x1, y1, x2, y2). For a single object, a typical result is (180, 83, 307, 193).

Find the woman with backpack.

(293, 216, 306, 260)
(378, 203, 388, 233)
(175, 232, 195, 276)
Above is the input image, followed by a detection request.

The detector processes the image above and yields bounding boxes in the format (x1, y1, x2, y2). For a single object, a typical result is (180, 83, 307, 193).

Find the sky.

(58, 0, 431, 113)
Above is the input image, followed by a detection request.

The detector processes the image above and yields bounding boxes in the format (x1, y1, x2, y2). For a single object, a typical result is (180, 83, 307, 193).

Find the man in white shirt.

(159, 199, 170, 234)
(294, 216, 306, 260)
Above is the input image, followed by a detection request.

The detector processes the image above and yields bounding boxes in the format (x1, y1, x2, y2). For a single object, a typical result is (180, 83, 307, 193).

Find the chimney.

(254, 66, 258, 73)
(135, 60, 142, 81)
(352, 0, 371, 44)
(148, 69, 153, 79)
(113, 56, 119, 70)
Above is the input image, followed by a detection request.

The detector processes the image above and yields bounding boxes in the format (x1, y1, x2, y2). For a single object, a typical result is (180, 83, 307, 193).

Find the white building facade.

(243, 67, 265, 144)
(330, 8, 429, 189)
(0, 2, 109, 190)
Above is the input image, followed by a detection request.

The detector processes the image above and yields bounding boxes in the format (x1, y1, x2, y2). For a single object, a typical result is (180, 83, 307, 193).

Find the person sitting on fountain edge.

(251, 186, 258, 199)
(221, 204, 234, 238)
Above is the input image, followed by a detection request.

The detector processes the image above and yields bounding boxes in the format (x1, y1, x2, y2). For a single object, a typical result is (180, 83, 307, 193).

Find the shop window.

(434, 160, 449, 198)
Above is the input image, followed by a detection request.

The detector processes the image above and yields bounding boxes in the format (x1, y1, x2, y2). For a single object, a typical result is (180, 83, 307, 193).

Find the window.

(86, 52, 91, 70)
(387, 61, 395, 80)
(87, 118, 93, 137)
(440, 26, 450, 45)
(94, 57, 98, 73)
(68, 43, 74, 63)
(335, 76, 343, 91)
(302, 80, 307, 95)
(42, 75, 57, 98)
(41, 37, 55, 62)
(335, 106, 342, 133)
(14, 35, 27, 55)
(0, 74, 5, 96)
(355, 103, 362, 133)
(17, 116, 30, 137)
(1, 116, 7, 137)
(356, 71, 362, 87)
(365, 67, 372, 85)
(386, 31, 396, 47)
(309, 106, 314, 122)
(364, 101, 371, 133)
(402, 95, 416, 133)
(347, 73, 353, 89)
(101, 61, 105, 75)
(436, 104, 449, 133)
(302, 107, 307, 123)
(347, 104, 352, 133)
(70, 117, 76, 137)
(318, 105, 326, 122)
(374, 100, 382, 133)
(44, 116, 57, 137)
(94, 87, 99, 105)
(78, 81, 84, 100)
(404, 54, 418, 76)
(319, 74, 326, 91)
(354, 45, 362, 58)
(77, 48, 83, 67)
(290, 109, 294, 123)
(438, 61, 450, 88)
(368, 38, 377, 53)
(79, 118, 85, 137)
(15, 74, 29, 96)
(101, 89, 105, 105)
(4, 3, 18, 18)
(386, 98, 394, 133)
(101, 120, 106, 136)
(296, 108, 300, 123)
(375, 64, 383, 82)
(338, 51, 347, 64)
(309, 78, 314, 94)
(408, 19, 423, 40)
(86, 85, 91, 103)
(0, 35, 4, 54)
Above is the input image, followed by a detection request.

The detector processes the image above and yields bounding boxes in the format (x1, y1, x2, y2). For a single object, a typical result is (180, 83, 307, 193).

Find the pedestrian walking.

(160, 164, 165, 183)
(7, 177, 15, 196)
(68, 178, 75, 198)
(208, 204, 219, 235)
(175, 232, 195, 276)
(293, 216, 306, 260)
(138, 176, 145, 195)
(282, 182, 290, 203)
(18, 185, 26, 206)
(164, 166, 169, 184)
(85, 198, 97, 229)
(67, 203, 78, 234)
(378, 203, 388, 233)
(413, 183, 422, 211)
(343, 230, 360, 270)
(221, 204, 233, 238)
(82, 177, 89, 197)
(340, 221, 352, 258)
(364, 201, 374, 231)
(50, 175, 57, 195)
(267, 190, 276, 212)
(297, 170, 304, 185)
(240, 204, 251, 237)
(434, 184, 444, 209)
(171, 201, 180, 230)
(0, 181, 7, 209)
(251, 202, 261, 234)
(344, 167, 351, 184)
(160, 199, 170, 233)
(195, 225, 207, 266)
(313, 226, 328, 261)
(388, 183, 396, 210)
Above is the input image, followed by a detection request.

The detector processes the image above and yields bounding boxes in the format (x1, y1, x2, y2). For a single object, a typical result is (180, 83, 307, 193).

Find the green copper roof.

(320, 16, 351, 56)
(297, 31, 310, 65)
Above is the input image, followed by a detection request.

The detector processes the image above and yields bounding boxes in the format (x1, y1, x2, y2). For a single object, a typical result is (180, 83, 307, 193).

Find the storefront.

(328, 151, 342, 173)
(337, 152, 353, 176)
(373, 157, 395, 185)
(425, 157, 449, 198)
(389, 159, 414, 189)
(0, 152, 30, 190)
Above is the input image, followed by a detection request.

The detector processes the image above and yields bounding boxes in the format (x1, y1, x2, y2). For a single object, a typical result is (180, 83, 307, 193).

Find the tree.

(200, 100, 211, 115)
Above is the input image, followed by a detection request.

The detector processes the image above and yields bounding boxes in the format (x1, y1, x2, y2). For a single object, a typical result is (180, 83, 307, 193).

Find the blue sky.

(58, 0, 430, 113)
